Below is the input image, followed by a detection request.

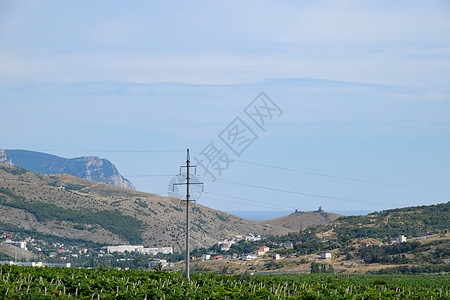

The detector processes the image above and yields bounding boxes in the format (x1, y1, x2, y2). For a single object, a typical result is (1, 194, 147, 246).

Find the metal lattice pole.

(173, 149, 203, 280)
(185, 149, 190, 280)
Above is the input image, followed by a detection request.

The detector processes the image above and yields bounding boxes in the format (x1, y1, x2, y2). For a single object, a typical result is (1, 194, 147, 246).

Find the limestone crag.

(0, 149, 135, 190)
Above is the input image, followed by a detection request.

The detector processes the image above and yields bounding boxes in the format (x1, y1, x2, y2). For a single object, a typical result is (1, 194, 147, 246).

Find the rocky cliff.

(0, 149, 135, 190)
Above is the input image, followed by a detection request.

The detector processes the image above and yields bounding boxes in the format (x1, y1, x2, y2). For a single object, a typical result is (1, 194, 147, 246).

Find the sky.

(1, 1, 449, 214)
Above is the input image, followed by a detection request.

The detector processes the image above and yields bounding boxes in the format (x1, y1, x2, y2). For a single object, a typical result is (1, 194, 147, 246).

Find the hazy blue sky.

(1, 1, 449, 213)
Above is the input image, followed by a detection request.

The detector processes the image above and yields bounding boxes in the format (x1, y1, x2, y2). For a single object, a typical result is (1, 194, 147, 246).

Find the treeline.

(371, 264, 450, 275)
(358, 240, 449, 265)
(335, 201, 450, 239)
(358, 241, 421, 264)
(310, 262, 334, 273)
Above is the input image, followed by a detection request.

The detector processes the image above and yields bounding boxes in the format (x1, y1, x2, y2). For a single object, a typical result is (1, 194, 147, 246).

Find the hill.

(260, 208, 342, 231)
(0, 163, 292, 251)
(257, 201, 450, 248)
(0, 149, 135, 190)
(193, 201, 449, 274)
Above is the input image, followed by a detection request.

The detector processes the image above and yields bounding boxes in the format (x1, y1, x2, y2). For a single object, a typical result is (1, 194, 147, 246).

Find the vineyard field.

(0, 265, 449, 299)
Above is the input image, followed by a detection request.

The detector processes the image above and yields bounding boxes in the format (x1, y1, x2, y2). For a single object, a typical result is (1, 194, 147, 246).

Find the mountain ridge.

(0, 149, 135, 190)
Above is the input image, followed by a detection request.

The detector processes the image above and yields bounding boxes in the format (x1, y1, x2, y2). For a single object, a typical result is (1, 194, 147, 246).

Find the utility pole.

(185, 150, 191, 280)
(173, 149, 203, 280)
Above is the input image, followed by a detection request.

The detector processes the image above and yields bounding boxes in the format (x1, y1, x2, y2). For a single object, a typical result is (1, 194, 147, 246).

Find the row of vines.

(0, 265, 449, 299)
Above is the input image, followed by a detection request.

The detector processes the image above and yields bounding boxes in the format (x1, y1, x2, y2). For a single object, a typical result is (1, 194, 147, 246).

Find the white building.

(256, 249, 265, 256)
(158, 247, 173, 254)
(321, 251, 332, 259)
(106, 245, 144, 253)
(242, 253, 257, 261)
(273, 253, 281, 260)
(4, 240, 27, 250)
(201, 254, 211, 261)
(259, 246, 270, 253)
(395, 235, 407, 244)
(138, 247, 159, 255)
(245, 234, 261, 241)
(107, 245, 173, 255)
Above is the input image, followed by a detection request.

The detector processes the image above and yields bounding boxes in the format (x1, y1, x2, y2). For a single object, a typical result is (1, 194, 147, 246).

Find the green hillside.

(333, 202, 449, 240)
(264, 202, 449, 245)
(192, 202, 450, 274)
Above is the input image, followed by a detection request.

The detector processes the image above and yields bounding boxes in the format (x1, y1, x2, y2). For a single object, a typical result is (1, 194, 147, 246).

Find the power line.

(198, 175, 402, 207)
(200, 195, 288, 211)
(162, 189, 292, 211)
(235, 159, 450, 192)
(32, 149, 185, 153)
(204, 191, 300, 211)
(125, 175, 174, 177)
(28, 149, 448, 192)
(124, 173, 405, 207)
